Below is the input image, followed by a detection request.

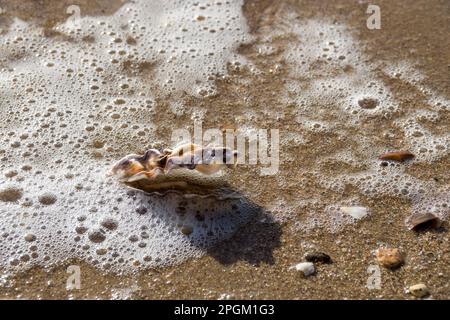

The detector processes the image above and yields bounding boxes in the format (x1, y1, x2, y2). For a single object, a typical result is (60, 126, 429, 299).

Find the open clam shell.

(122, 168, 240, 199)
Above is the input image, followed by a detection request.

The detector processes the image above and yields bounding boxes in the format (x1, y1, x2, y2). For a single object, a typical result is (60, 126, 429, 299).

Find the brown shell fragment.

(379, 151, 415, 162)
(406, 212, 442, 231)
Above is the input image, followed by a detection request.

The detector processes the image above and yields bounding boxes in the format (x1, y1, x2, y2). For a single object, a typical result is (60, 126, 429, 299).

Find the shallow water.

(0, 0, 449, 299)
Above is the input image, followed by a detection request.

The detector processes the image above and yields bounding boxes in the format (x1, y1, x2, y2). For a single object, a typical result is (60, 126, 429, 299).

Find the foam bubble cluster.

(0, 167, 259, 273)
(0, 0, 255, 274)
(256, 7, 449, 232)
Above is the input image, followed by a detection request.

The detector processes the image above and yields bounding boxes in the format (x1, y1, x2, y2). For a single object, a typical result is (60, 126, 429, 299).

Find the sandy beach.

(0, 0, 448, 299)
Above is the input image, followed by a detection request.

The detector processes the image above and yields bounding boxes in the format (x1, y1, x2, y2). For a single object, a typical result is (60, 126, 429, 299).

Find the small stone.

(181, 226, 193, 236)
(305, 252, 332, 264)
(24, 234, 36, 242)
(340, 206, 368, 219)
(409, 283, 429, 298)
(290, 262, 315, 277)
(376, 248, 404, 269)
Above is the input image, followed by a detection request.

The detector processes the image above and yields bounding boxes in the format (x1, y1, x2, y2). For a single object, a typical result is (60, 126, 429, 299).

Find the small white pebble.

(290, 262, 315, 277)
(408, 283, 429, 298)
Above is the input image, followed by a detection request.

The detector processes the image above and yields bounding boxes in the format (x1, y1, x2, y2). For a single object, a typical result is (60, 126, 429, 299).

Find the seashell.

(340, 206, 368, 219)
(405, 212, 442, 231)
(379, 150, 414, 162)
(110, 144, 241, 199)
(110, 144, 237, 183)
(122, 169, 240, 200)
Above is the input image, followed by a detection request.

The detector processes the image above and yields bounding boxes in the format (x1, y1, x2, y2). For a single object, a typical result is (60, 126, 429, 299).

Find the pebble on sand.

(375, 248, 404, 269)
(290, 262, 315, 277)
(408, 283, 429, 298)
(181, 225, 193, 236)
(24, 233, 36, 242)
(305, 252, 332, 264)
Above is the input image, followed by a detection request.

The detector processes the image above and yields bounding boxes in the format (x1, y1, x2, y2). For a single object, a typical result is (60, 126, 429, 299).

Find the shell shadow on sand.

(122, 171, 282, 268)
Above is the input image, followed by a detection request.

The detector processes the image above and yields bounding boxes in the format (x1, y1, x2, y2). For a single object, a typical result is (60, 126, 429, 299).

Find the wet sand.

(0, 0, 449, 299)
